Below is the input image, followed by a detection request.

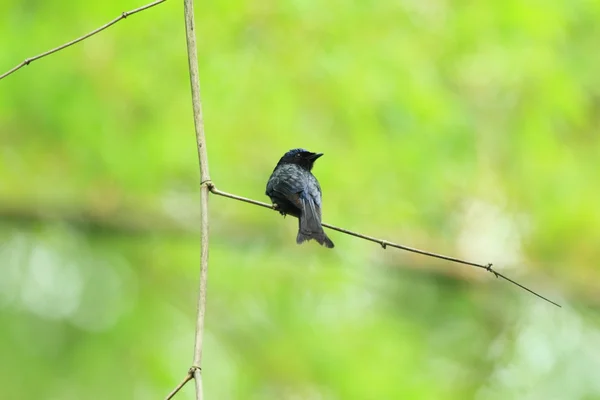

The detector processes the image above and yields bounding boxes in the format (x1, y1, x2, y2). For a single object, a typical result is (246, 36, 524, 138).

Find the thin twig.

(208, 184, 561, 308)
(165, 368, 195, 400)
(183, 0, 210, 398)
(0, 0, 167, 81)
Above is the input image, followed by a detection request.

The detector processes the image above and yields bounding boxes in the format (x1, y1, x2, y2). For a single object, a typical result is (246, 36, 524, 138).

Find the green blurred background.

(1, 0, 599, 399)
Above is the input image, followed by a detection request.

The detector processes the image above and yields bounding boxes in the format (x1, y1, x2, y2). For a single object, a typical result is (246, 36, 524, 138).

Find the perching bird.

(266, 148, 334, 248)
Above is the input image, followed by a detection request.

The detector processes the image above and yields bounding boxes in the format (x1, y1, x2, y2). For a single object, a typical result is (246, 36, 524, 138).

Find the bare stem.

(0, 0, 167, 81)
(193, 367, 203, 399)
(183, 0, 211, 398)
(208, 184, 561, 308)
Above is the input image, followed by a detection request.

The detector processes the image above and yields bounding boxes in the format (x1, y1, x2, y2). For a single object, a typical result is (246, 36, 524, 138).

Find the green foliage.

(1, 0, 599, 399)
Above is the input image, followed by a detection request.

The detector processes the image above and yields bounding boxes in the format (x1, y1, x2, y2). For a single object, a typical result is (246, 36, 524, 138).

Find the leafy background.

(1, 0, 599, 399)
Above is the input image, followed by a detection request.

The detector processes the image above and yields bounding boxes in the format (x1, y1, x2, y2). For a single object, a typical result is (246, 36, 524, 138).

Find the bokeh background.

(2, 1, 600, 399)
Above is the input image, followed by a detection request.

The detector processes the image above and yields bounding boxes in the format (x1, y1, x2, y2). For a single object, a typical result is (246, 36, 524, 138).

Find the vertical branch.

(183, 0, 210, 399)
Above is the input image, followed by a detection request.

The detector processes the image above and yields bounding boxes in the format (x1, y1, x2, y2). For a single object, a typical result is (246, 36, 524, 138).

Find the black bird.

(266, 148, 334, 248)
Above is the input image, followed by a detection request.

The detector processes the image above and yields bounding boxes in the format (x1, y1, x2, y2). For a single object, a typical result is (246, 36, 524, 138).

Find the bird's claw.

(272, 203, 287, 217)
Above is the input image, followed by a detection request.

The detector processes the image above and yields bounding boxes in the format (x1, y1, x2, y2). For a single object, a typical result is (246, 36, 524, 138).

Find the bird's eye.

(296, 153, 301, 157)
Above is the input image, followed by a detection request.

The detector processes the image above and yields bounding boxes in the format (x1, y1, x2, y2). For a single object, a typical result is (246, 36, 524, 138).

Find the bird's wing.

(298, 190, 322, 233)
(268, 176, 301, 205)
(307, 178, 323, 208)
(270, 178, 321, 226)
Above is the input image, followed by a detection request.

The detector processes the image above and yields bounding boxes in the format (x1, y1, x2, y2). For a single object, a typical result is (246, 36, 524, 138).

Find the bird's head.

(278, 148, 323, 171)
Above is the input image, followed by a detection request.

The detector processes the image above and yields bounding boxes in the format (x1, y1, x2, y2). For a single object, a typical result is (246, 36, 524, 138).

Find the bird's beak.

(307, 152, 323, 161)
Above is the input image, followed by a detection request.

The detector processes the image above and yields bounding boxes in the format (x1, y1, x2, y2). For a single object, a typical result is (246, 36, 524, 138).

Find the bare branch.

(0, 0, 167, 81)
(193, 367, 203, 400)
(183, 0, 210, 398)
(208, 184, 561, 308)
(165, 368, 195, 400)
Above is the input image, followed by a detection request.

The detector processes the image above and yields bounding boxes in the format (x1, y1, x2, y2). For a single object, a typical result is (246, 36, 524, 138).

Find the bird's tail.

(296, 201, 334, 248)
(297, 228, 334, 248)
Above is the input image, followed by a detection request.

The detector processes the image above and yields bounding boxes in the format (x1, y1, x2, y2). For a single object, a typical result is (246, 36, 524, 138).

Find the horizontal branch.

(207, 183, 561, 308)
(0, 0, 167, 81)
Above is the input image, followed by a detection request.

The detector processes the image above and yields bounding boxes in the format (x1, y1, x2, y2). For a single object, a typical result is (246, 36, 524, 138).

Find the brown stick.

(0, 0, 167, 81)
(164, 369, 195, 400)
(183, 0, 211, 398)
(208, 184, 561, 308)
